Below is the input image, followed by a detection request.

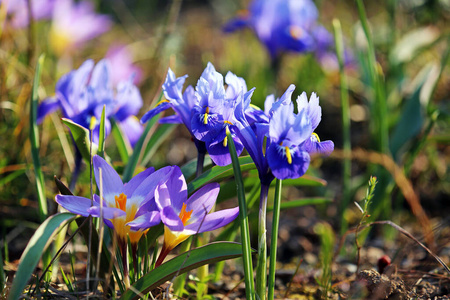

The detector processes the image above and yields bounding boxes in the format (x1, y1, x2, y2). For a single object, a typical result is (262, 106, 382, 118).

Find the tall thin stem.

(226, 127, 255, 300)
(268, 179, 282, 300)
(256, 184, 270, 300)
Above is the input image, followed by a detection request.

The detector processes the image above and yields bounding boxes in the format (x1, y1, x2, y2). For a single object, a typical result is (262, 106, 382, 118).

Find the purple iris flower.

(236, 84, 334, 181)
(49, 0, 112, 56)
(224, 0, 325, 59)
(296, 92, 334, 156)
(38, 59, 143, 147)
(55, 155, 172, 244)
(191, 63, 254, 166)
(141, 67, 206, 153)
(146, 165, 239, 266)
(2, 0, 55, 28)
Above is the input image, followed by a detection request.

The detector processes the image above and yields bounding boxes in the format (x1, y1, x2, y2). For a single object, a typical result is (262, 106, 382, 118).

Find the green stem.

(333, 19, 352, 234)
(226, 127, 255, 300)
(256, 184, 269, 300)
(268, 179, 282, 300)
(173, 237, 192, 297)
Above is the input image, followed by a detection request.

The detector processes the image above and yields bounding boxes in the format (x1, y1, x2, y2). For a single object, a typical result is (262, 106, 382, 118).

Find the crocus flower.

(106, 44, 143, 85)
(148, 166, 239, 266)
(49, 0, 112, 56)
(224, 0, 325, 60)
(55, 155, 172, 244)
(38, 59, 143, 147)
(2, 0, 55, 28)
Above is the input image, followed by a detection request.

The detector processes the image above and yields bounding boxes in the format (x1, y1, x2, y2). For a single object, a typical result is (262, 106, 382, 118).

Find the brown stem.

(155, 244, 171, 268)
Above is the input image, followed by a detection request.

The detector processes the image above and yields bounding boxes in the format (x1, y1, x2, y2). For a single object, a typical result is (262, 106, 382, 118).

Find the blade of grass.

(98, 105, 106, 158)
(122, 115, 158, 182)
(29, 54, 47, 222)
(333, 19, 352, 234)
(140, 123, 176, 166)
(120, 242, 245, 300)
(111, 118, 131, 164)
(268, 179, 282, 300)
(226, 127, 255, 300)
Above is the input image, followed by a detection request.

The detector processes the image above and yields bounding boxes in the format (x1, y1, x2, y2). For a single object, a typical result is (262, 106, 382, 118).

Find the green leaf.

(268, 197, 332, 211)
(62, 118, 98, 161)
(141, 123, 177, 166)
(0, 168, 26, 186)
(390, 64, 439, 159)
(180, 156, 212, 182)
(187, 156, 255, 194)
(111, 119, 131, 164)
(8, 213, 75, 300)
(29, 54, 47, 221)
(98, 105, 106, 158)
(119, 242, 244, 300)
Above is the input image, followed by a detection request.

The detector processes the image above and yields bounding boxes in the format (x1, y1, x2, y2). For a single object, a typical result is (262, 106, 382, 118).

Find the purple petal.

(186, 183, 220, 221)
(140, 101, 171, 124)
(118, 116, 143, 148)
(185, 207, 239, 234)
(93, 155, 123, 202)
(206, 134, 244, 167)
(127, 211, 161, 230)
(267, 144, 310, 180)
(88, 206, 126, 219)
(154, 166, 187, 212)
(159, 115, 183, 124)
(123, 166, 155, 197)
(160, 206, 184, 231)
(131, 166, 175, 206)
(37, 97, 60, 124)
(55, 195, 93, 216)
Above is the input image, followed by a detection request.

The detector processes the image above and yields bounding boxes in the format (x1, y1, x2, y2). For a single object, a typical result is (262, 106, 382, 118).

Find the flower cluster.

(38, 59, 143, 146)
(56, 155, 239, 265)
(142, 63, 334, 183)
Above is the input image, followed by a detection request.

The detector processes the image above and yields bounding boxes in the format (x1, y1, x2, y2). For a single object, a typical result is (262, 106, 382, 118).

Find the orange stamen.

(115, 193, 127, 211)
(179, 203, 193, 226)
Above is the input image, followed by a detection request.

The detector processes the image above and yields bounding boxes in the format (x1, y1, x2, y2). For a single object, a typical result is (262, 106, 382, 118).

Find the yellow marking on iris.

(203, 107, 210, 124)
(223, 136, 228, 147)
(179, 203, 193, 226)
(312, 132, 321, 142)
(249, 104, 262, 110)
(285, 146, 292, 164)
(224, 120, 233, 125)
(156, 99, 170, 107)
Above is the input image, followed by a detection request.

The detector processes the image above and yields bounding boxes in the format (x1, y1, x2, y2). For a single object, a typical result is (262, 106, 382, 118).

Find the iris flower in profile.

(55, 155, 171, 244)
(149, 166, 239, 267)
(49, 0, 112, 56)
(141, 68, 207, 155)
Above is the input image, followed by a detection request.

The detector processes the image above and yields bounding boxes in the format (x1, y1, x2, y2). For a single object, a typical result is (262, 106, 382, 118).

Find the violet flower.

(2, 0, 55, 28)
(106, 44, 143, 85)
(224, 0, 324, 60)
(191, 63, 254, 166)
(55, 155, 170, 245)
(149, 166, 239, 266)
(49, 0, 112, 56)
(38, 59, 143, 147)
(141, 68, 206, 154)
